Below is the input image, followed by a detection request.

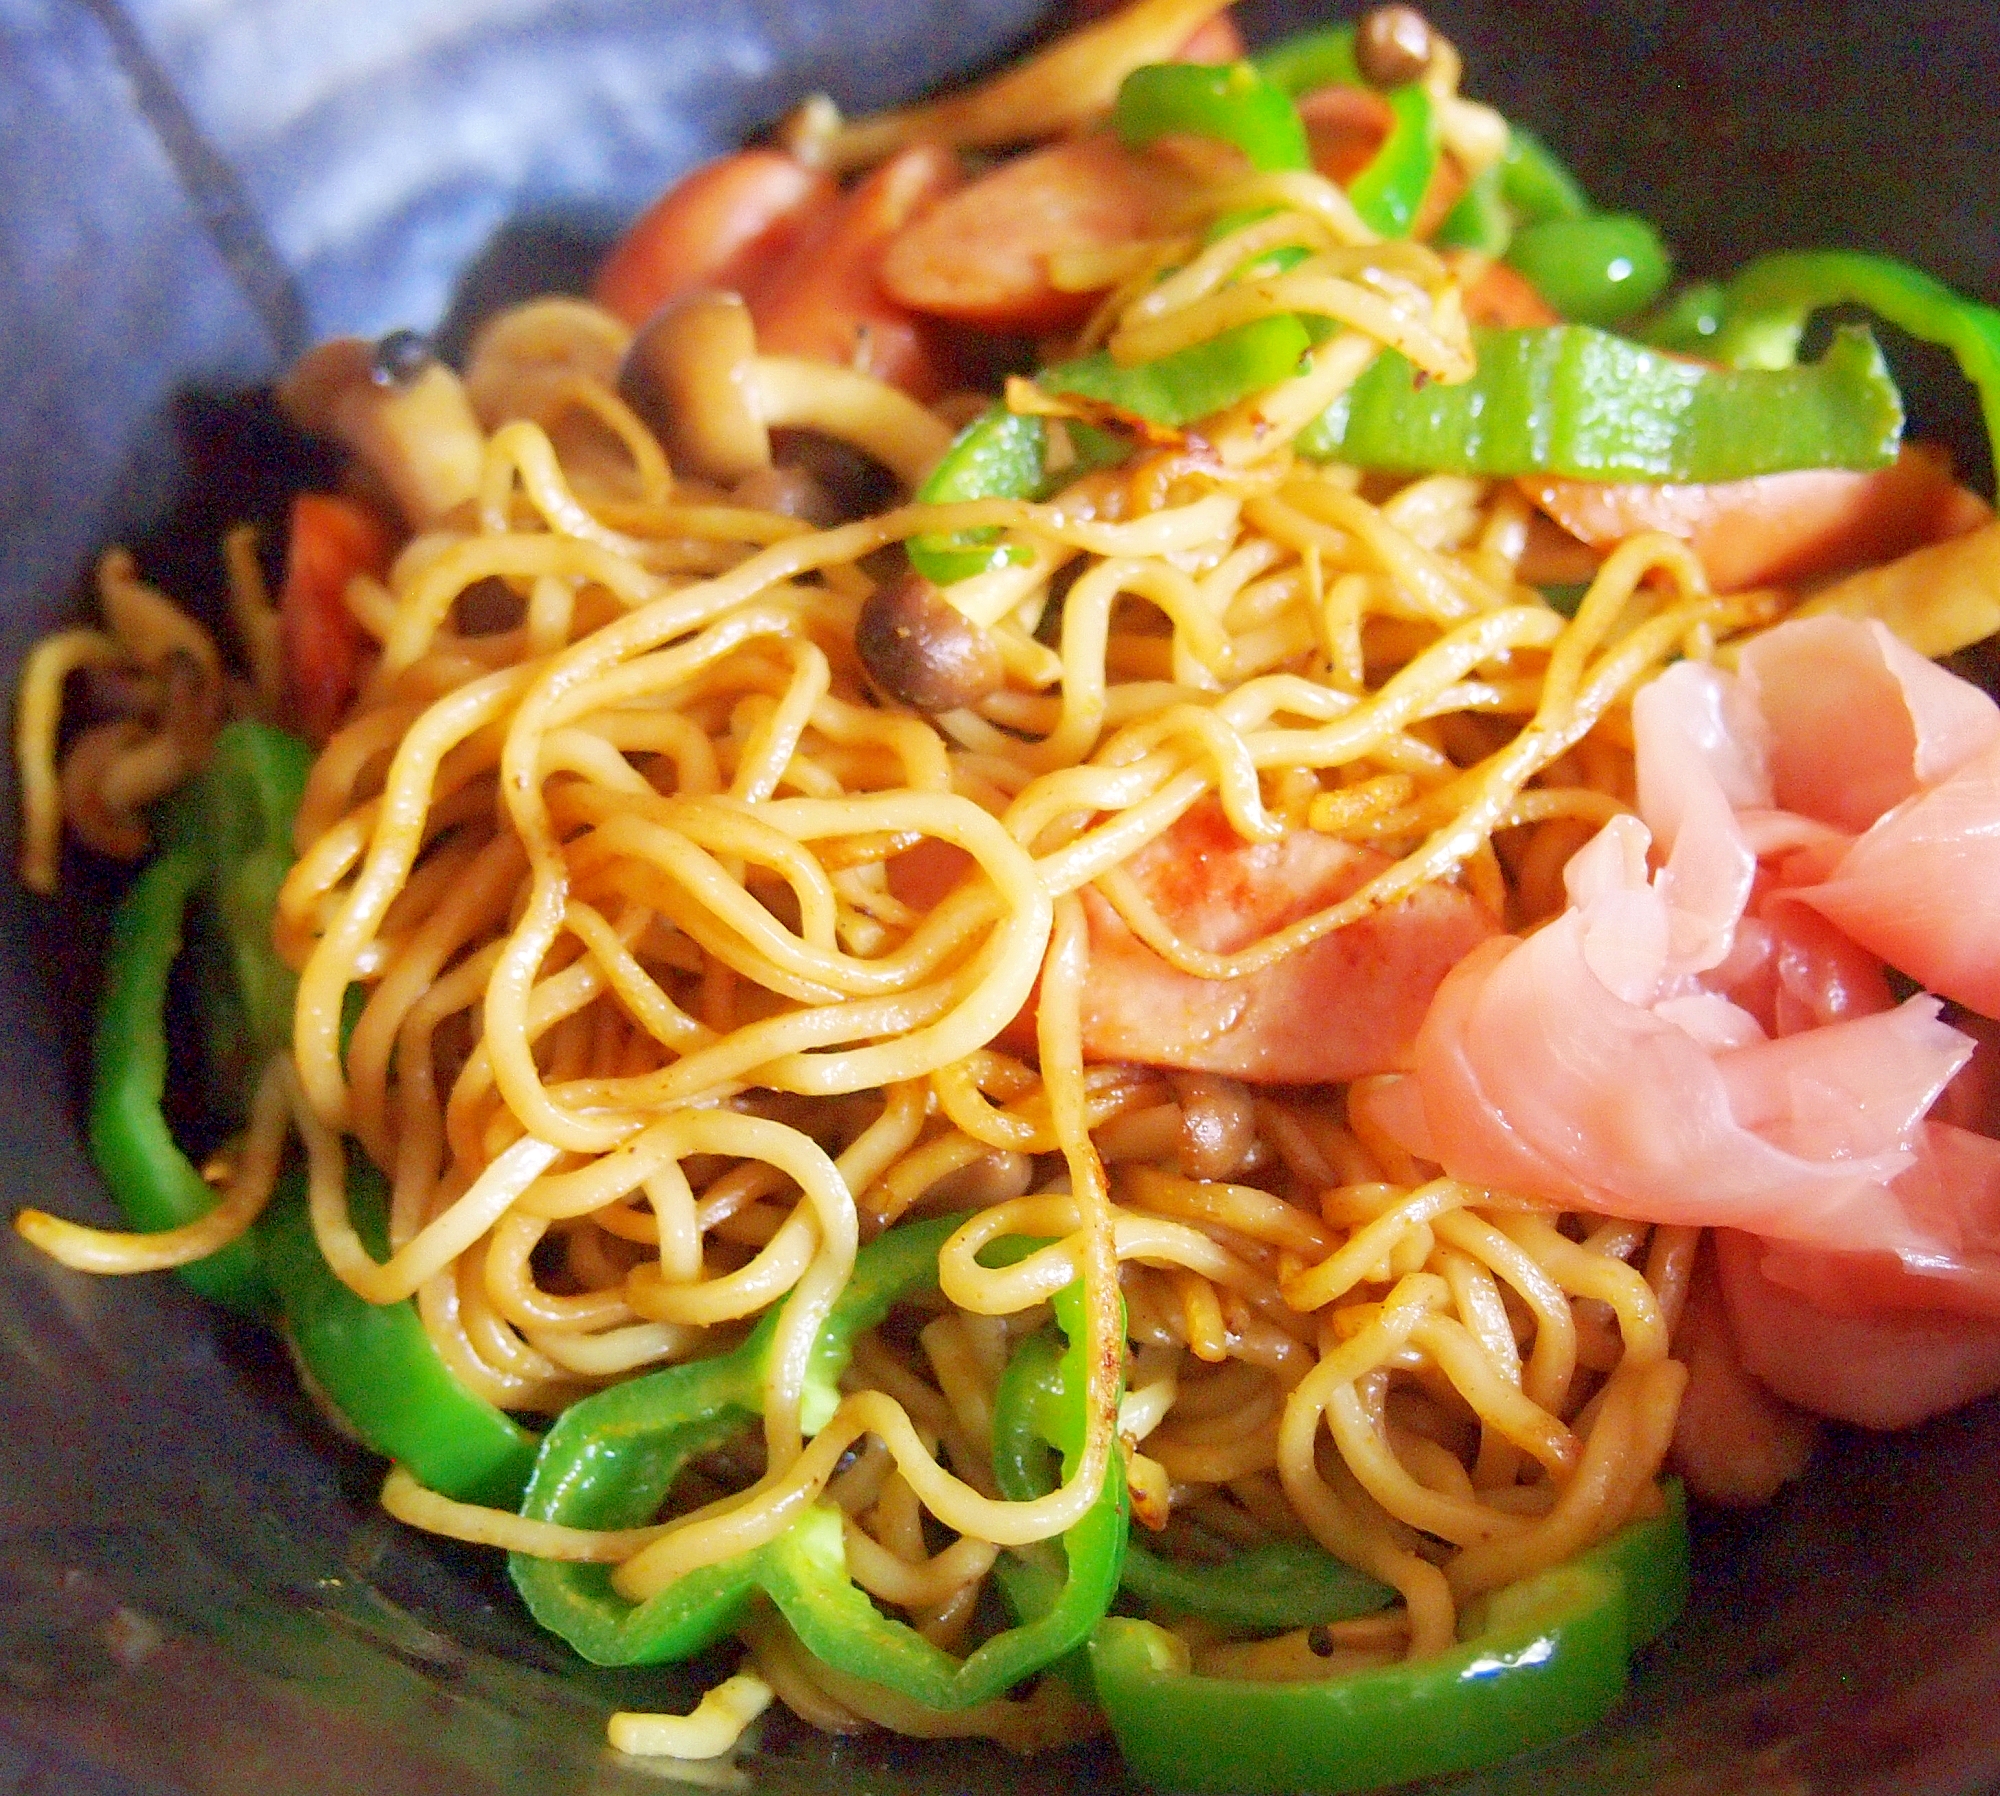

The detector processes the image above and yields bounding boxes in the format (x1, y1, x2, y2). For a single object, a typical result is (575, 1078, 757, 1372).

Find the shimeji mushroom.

(853, 568, 1006, 712)
(279, 331, 487, 529)
(616, 289, 952, 490)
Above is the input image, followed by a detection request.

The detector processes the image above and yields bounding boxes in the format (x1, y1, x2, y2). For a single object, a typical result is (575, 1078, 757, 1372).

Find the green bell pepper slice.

(258, 1159, 540, 1507)
(1088, 1482, 1690, 1795)
(1250, 23, 1438, 239)
(1637, 280, 1729, 357)
(1044, 313, 1313, 430)
(1300, 321, 1903, 480)
(1570, 1476, 1690, 1653)
(1498, 125, 1592, 227)
(87, 848, 263, 1312)
(1705, 250, 2000, 469)
(907, 406, 1049, 586)
(1435, 159, 1510, 255)
(972, 1288, 1131, 1707)
(1505, 213, 1671, 327)
(906, 343, 1271, 589)
(191, 720, 313, 1067)
(1442, 124, 1671, 325)
(1122, 1536, 1394, 1634)
(990, 1323, 1387, 1635)
(509, 1215, 1127, 1711)
(1345, 83, 1437, 241)
(901, 315, 1313, 590)
(1251, 22, 1364, 99)
(1114, 61, 1310, 175)
(86, 718, 313, 1315)
(1092, 1561, 1625, 1794)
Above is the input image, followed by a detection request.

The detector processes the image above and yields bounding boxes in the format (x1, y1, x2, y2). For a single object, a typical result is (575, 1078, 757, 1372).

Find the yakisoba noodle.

(17, 1, 1871, 1774)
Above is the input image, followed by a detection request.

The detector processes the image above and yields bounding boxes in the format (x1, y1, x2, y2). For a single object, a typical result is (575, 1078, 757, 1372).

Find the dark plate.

(2, 3, 1998, 1792)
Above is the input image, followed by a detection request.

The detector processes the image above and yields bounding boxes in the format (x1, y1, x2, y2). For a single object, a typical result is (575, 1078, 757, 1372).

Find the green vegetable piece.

(1637, 281, 1728, 356)
(1505, 213, 1671, 326)
(1251, 22, 1362, 98)
(258, 1161, 540, 1507)
(1434, 160, 1511, 256)
(1091, 1561, 1627, 1794)
(1300, 322, 1903, 480)
(1044, 313, 1312, 429)
(1499, 125, 1593, 225)
(1121, 1537, 1395, 1634)
(193, 721, 314, 1060)
(87, 850, 266, 1312)
(1574, 1477, 1690, 1652)
(1115, 61, 1310, 175)
(907, 405, 1047, 585)
(1706, 250, 2000, 471)
(1439, 123, 1593, 262)
(86, 718, 315, 1315)
(509, 1215, 1128, 1711)
(980, 1295, 1129, 1706)
(1248, 19, 1436, 238)
(1346, 82, 1437, 239)
(1088, 1484, 1691, 1795)
(990, 1319, 1387, 1636)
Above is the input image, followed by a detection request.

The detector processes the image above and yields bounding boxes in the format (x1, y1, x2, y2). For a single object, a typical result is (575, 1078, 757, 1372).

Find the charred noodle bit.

(23, 0, 2000, 1788)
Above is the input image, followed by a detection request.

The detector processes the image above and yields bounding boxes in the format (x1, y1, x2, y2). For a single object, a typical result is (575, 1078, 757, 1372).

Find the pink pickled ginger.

(1376, 615, 2000, 1425)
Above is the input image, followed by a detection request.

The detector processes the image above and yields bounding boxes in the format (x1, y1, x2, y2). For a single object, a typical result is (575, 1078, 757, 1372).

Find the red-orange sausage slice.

(1072, 803, 1498, 1083)
(593, 148, 836, 327)
(880, 135, 1193, 336)
(1522, 444, 1991, 594)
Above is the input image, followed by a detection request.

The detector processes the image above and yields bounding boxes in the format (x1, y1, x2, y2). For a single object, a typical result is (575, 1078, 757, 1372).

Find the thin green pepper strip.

(87, 848, 264, 1312)
(1300, 322, 1903, 480)
(1573, 1476, 1690, 1653)
(1499, 125, 1592, 226)
(1439, 122, 1672, 323)
(1088, 1483, 1690, 1795)
(1122, 1537, 1393, 1634)
(258, 1161, 540, 1507)
(1345, 82, 1437, 240)
(1249, 23, 1437, 239)
(1638, 281, 1729, 357)
(1114, 61, 1309, 175)
(902, 111, 1362, 590)
(907, 317, 1317, 587)
(1435, 159, 1510, 255)
(86, 718, 314, 1315)
(906, 407, 1048, 585)
(991, 1327, 1392, 1633)
(1505, 213, 1670, 326)
(987, 1321, 1125, 1630)
(510, 1215, 1126, 1710)
(906, 315, 1310, 587)
(1250, 22, 1363, 99)
(1707, 250, 2000, 467)
(1044, 313, 1312, 430)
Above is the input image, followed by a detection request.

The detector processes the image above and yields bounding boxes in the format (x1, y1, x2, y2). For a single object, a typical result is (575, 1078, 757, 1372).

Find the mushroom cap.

(618, 289, 771, 483)
(1356, 4, 1437, 88)
(855, 569, 1005, 712)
